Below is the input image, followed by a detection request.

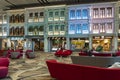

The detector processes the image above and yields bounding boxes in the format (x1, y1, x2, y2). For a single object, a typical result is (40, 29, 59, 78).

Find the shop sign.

(60, 17, 65, 21)
(106, 30, 113, 33)
(28, 32, 33, 35)
(54, 31, 59, 35)
(48, 17, 53, 21)
(54, 17, 59, 21)
(69, 31, 75, 34)
(39, 32, 43, 35)
(82, 30, 89, 34)
(48, 31, 53, 35)
(39, 18, 44, 22)
(93, 30, 99, 34)
(60, 31, 65, 35)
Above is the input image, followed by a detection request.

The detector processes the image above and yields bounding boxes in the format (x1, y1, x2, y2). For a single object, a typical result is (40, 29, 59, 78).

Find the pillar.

(89, 36, 92, 50)
(44, 37, 48, 52)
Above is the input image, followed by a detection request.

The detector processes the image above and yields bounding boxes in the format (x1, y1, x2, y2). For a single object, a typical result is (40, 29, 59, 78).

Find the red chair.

(92, 53, 112, 57)
(61, 50, 72, 57)
(26, 52, 35, 59)
(10, 52, 22, 59)
(46, 59, 120, 80)
(54, 50, 63, 57)
(79, 52, 88, 56)
(0, 58, 9, 78)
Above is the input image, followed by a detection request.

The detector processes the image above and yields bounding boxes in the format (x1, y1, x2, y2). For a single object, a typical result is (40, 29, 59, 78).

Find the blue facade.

(68, 6, 90, 35)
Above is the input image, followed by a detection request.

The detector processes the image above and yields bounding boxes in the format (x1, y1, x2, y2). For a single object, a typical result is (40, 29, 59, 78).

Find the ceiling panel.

(0, 0, 11, 9)
(7, 0, 38, 5)
(0, 0, 118, 10)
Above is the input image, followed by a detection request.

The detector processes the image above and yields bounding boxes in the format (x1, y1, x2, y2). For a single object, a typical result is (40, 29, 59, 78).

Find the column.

(44, 37, 48, 52)
(89, 36, 92, 50)
(66, 37, 70, 50)
(113, 36, 118, 51)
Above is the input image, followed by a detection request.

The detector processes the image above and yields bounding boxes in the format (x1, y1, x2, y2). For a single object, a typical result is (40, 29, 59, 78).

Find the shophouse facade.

(0, 1, 120, 52)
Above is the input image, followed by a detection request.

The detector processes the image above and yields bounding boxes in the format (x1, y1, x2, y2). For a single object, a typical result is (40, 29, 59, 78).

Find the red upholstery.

(0, 58, 9, 67)
(26, 50, 33, 54)
(55, 50, 72, 57)
(92, 53, 112, 57)
(0, 58, 9, 78)
(55, 50, 63, 57)
(46, 59, 120, 80)
(62, 50, 72, 57)
(79, 52, 88, 56)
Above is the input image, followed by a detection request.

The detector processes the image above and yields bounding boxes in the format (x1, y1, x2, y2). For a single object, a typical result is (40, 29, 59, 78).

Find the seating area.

(1, 49, 35, 59)
(71, 56, 120, 67)
(0, 57, 9, 78)
(54, 49, 72, 57)
(78, 51, 117, 57)
(46, 59, 120, 80)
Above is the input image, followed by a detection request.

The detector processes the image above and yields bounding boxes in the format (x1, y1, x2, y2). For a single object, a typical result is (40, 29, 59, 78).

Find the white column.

(66, 37, 70, 50)
(113, 36, 118, 51)
(89, 36, 92, 50)
(44, 37, 48, 52)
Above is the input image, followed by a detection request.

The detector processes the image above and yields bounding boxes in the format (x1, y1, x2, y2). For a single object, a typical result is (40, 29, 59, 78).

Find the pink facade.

(90, 4, 114, 34)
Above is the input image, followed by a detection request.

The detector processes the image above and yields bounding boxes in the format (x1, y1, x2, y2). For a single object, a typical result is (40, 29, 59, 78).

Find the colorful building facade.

(0, 1, 120, 52)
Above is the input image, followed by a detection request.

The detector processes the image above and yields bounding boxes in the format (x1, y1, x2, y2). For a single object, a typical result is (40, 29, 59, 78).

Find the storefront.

(92, 36, 113, 51)
(48, 37, 66, 51)
(1, 37, 25, 50)
(32, 38, 44, 51)
(70, 38, 89, 51)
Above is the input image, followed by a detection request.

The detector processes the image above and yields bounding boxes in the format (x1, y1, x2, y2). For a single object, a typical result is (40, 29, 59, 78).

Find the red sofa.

(0, 58, 9, 78)
(46, 59, 120, 80)
(55, 50, 72, 57)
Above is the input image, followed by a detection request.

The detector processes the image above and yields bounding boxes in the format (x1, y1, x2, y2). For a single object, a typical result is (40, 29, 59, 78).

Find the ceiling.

(0, 0, 119, 10)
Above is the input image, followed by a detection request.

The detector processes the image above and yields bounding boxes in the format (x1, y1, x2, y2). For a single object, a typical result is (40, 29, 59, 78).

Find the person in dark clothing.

(87, 49, 93, 56)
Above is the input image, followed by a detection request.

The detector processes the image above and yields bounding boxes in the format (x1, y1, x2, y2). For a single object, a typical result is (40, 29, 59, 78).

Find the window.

(55, 25, 59, 31)
(55, 11, 59, 16)
(60, 25, 65, 31)
(76, 9, 81, 19)
(92, 23, 99, 33)
(39, 26, 44, 31)
(60, 11, 65, 21)
(100, 8, 105, 18)
(106, 23, 113, 33)
(82, 24, 88, 30)
(107, 7, 112, 17)
(82, 9, 88, 19)
(69, 24, 75, 34)
(60, 11, 65, 17)
(48, 12, 53, 21)
(54, 11, 59, 21)
(82, 24, 89, 34)
(93, 8, 99, 18)
(69, 10, 75, 19)
(28, 13, 33, 22)
(39, 12, 44, 22)
(49, 25, 53, 31)
(29, 13, 33, 17)
(34, 12, 39, 22)
(49, 12, 53, 17)
(76, 24, 81, 33)
(100, 23, 105, 33)
(40, 12, 44, 17)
